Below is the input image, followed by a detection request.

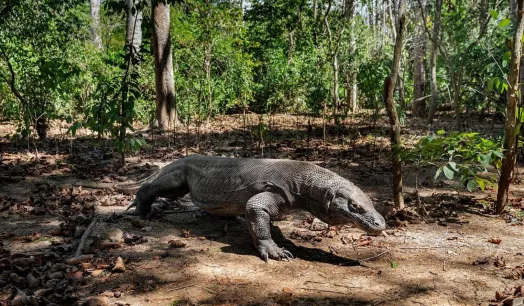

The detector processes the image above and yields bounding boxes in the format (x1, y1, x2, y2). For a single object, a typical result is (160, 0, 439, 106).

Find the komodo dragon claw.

(124, 201, 137, 213)
(282, 250, 294, 261)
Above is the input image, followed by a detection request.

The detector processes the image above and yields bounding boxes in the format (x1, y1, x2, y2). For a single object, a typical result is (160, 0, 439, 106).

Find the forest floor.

(1, 113, 524, 306)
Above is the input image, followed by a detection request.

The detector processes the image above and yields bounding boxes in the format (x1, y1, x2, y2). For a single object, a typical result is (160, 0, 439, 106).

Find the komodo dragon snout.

(328, 186, 386, 235)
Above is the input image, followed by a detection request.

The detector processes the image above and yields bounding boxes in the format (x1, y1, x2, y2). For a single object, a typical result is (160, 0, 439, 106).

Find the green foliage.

(401, 131, 504, 192)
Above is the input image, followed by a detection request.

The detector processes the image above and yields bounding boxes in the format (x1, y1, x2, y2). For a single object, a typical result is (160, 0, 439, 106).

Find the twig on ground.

(301, 287, 346, 294)
(74, 216, 98, 257)
(166, 283, 199, 293)
(359, 251, 389, 262)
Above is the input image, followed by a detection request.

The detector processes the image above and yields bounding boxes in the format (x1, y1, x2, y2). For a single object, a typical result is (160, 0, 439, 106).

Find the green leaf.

(448, 161, 458, 171)
(488, 78, 495, 91)
(490, 10, 498, 19)
(475, 177, 486, 190)
(435, 166, 443, 180)
(391, 260, 398, 269)
(466, 179, 477, 192)
(443, 165, 454, 180)
(503, 51, 511, 63)
(437, 129, 445, 136)
(498, 18, 511, 28)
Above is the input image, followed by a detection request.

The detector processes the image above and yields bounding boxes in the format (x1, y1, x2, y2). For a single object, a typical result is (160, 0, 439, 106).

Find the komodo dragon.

(121, 154, 386, 261)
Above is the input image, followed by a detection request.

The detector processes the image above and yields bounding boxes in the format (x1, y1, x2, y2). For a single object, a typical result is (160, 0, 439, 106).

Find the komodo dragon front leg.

(245, 192, 293, 261)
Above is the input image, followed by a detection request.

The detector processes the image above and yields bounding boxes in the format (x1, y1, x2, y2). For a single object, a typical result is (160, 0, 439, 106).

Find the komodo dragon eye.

(348, 202, 364, 213)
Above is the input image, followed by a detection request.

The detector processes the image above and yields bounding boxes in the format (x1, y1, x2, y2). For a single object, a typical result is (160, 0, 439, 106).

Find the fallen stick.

(359, 251, 389, 262)
(300, 288, 346, 294)
(75, 217, 98, 258)
(166, 283, 199, 293)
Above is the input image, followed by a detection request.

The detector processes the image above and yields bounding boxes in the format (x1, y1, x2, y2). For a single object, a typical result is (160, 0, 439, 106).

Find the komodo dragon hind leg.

(130, 171, 189, 218)
(245, 192, 294, 262)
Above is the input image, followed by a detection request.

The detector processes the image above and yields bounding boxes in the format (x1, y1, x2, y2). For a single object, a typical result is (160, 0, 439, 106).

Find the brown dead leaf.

(66, 255, 94, 265)
(168, 240, 187, 248)
(89, 269, 104, 277)
(357, 238, 372, 247)
(83, 296, 109, 306)
(488, 238, 502, 244)
(111, 257, 125, 273)
(507, 266, 524, 280)
(496, 290, 508, 301)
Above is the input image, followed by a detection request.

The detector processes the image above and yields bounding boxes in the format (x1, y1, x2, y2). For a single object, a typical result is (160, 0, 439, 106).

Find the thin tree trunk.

(452, 69, 463, 129)
(412, 0, 427, 118)
(152, 0, 177, 130)
(345, 0, 358, 113)
(497, 0, 524, 214)
(383, 0, 406, 210)
(427, 0, 442, 125)
(398, 74, 405, 110)
(205, 43, 212, 125)
(126, 0, 142, 57)
(89, 0, 102, 49)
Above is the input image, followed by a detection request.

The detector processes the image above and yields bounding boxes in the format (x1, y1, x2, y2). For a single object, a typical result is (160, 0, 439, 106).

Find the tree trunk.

(497, 0, 524, 214)
(452, 68, 463, 129)
(345, 0, 358, 113)
(383, 0, 406, 210)
(152, 0, 177, 130)
(333, 53, 340, 118)
(412, 0, 427, 118)
(205, 42, 212, 125)
(126, 0, 142, 57)
(426, 0, 442, 125)
(89, 0, 102, 49)
(398, 74, 405, 110)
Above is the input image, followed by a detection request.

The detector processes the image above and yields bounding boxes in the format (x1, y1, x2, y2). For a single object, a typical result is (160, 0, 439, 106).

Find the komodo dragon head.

(325, 182, 386, 235)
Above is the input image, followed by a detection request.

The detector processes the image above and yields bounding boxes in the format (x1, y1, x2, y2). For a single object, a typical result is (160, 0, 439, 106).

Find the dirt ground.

(1, 114, 523, 306)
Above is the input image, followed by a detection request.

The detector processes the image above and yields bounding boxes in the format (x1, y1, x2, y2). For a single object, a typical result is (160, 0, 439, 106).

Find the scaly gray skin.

(122, 154, 386, 261)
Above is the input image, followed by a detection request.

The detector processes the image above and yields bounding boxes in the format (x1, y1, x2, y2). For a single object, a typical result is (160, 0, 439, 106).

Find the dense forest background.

(1, 0, 513, 135)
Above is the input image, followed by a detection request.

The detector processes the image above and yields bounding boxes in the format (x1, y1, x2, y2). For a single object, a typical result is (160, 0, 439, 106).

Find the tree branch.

(0, 43, 26, 105)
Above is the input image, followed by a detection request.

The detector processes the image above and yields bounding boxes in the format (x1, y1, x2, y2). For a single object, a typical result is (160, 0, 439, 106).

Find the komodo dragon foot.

(256, 239, 294, 262)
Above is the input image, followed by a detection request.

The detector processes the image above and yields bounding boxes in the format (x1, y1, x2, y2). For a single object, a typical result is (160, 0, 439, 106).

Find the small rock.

(141, 226, 152, 232)
(512, 297, 524, 306)
(84, 296, 109, 306)
(309, 218, 328, 231)
(90, 270, 104, 277)
(100, 228, 123, 242)
(113, 291, 122, 298)
(99, 291, 114, 298)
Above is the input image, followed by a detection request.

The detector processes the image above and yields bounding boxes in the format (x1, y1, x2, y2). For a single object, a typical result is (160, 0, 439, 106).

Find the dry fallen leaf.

(507, 266, 524, 280)
(168, 240, 187, 248)
(488, 238, 502, 244)
(111, 257, 125, 273)
(66, 255, 94, 265)
(357, 238, 372, 247)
